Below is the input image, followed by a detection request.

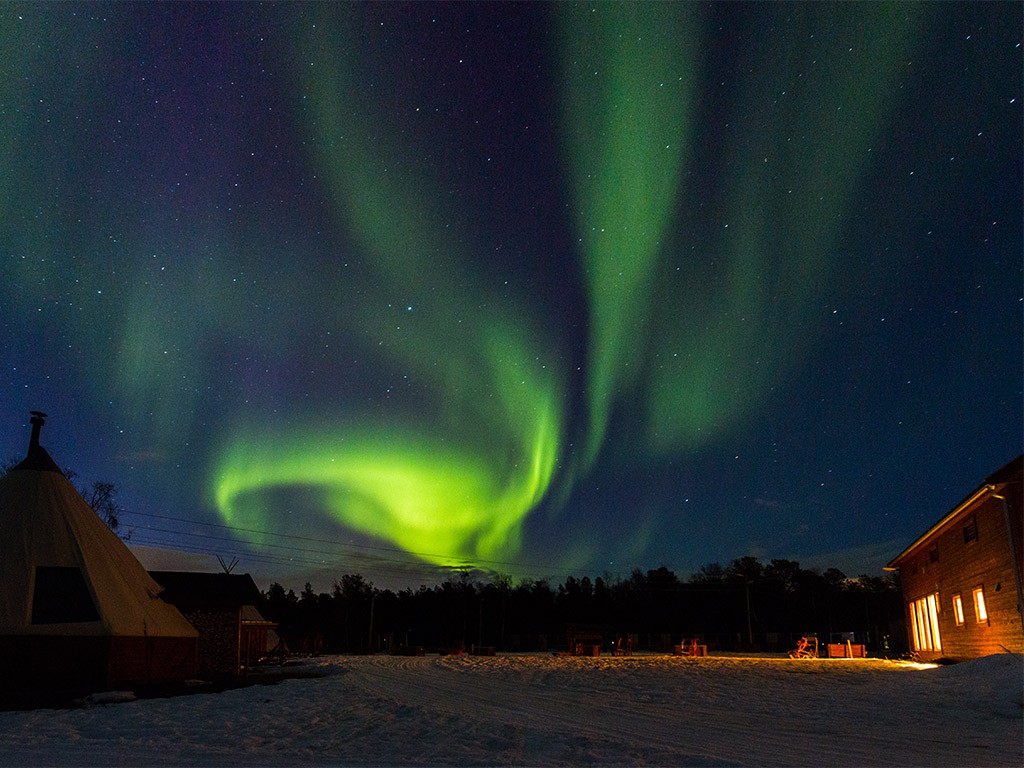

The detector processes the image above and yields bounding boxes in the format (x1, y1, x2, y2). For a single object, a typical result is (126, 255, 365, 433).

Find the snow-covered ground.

(0, 653, 1020, 766)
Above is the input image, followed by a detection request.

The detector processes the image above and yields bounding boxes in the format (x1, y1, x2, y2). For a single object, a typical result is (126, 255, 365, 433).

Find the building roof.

(241, 604, 277, 627)
(885, 454, 1023, 570)
(149, 571, 263, 611)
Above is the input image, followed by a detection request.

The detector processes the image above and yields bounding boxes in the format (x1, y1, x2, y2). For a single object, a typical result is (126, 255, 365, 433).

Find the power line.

(132, 523, 468, 569)
(132, 533, 563, 584)
(129, 534, 471, 586)
(124, 507, 571, 577)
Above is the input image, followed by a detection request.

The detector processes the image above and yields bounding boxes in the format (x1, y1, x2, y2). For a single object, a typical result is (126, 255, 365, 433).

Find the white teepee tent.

(0, 412, 198, 691)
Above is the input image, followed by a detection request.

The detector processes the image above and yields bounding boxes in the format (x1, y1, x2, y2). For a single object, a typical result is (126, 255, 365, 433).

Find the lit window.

(973, 587, 988, 623)
(909, 593, 942, 652)
(952, 594, 964, 626)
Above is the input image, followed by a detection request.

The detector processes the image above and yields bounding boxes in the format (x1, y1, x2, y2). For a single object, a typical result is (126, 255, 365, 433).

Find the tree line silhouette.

(261, 556, 907, 656)
(0, 465, 906, 655)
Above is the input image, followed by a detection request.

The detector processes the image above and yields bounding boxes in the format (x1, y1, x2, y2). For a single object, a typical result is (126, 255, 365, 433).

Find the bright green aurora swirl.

(211, 7, 563, 567)
(211, 3, 923, 569)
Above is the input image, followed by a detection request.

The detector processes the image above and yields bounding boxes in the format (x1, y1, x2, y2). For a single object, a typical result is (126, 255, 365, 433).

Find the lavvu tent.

(0, 412, 198, 692)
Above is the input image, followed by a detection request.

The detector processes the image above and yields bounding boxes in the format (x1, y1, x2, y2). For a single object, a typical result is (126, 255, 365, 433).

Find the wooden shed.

(149, 571, 277, 679)
(885, 455, 1023, 661)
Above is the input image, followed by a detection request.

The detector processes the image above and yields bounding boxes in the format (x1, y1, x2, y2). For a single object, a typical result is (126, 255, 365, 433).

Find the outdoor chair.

(788, 636, 818, 658)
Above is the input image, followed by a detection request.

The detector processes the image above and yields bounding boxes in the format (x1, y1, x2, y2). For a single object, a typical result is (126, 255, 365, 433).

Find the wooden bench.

(827, 642, 866, 658)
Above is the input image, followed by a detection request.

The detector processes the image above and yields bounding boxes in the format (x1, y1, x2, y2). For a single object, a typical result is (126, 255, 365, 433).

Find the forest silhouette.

(260, 557, 906, 656)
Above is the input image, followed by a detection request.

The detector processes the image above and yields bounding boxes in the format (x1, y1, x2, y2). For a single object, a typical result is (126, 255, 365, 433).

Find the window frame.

(962, 514, 978, 544)
(952, 594, 964, 626)
(909, 593, 942, 652)
(972, 586, 988, 623)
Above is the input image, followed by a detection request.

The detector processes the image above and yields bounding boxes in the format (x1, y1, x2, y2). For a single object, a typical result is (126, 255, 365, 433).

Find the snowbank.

(0, 653, 1020, 766)
(925, 652, 1024, 713)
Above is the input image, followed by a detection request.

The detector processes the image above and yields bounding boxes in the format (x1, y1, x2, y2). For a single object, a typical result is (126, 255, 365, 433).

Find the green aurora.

(212, 6, 565, 567)
(6, 1, 1012, 583)
(558, 2, 700, 467)
(641, 3, 922, 454)
(211, 3, 922, 567)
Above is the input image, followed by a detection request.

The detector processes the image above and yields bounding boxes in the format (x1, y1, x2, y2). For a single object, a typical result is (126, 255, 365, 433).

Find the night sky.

(2, 2, 1021, 590)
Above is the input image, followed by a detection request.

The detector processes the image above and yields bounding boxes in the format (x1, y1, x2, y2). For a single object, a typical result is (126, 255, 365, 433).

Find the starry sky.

(2, 2, 1021, 590)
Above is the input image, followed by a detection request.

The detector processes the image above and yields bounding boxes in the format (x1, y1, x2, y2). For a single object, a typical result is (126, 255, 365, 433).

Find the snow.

(78, 691, 138, 707)
(0, 653, 1020, 766)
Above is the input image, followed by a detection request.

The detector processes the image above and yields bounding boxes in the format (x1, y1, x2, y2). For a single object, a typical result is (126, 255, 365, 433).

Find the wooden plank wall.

(900, 494, 1023, 659)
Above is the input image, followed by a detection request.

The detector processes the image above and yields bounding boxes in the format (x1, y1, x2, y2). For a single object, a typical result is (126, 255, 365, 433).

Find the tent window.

(31, 566, 100, 624)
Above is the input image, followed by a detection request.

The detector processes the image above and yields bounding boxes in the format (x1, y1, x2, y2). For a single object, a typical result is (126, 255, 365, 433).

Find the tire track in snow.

(336, 654, 1021, 767)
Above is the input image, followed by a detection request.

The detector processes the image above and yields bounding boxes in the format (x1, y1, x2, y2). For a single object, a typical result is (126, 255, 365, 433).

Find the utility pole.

(745, 581, 753, 647)
(368, 593, 375, 653)
(478, 596, 484, 650)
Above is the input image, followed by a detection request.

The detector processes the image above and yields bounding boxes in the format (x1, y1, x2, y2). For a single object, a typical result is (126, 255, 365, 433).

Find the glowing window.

(973, 587, 988, 623)
(952, 594, 964, 626)
(909, 593, 942, 652)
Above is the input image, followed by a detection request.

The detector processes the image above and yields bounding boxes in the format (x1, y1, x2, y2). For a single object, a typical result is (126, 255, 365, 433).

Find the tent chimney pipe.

(29, 411, 48, 449)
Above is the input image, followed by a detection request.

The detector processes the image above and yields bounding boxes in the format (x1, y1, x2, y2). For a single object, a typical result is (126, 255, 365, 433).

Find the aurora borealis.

(1, 2, 1021, 587)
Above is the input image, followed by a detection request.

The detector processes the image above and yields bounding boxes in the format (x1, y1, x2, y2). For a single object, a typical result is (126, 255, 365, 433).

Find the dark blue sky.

(1, 2, 1020, 589)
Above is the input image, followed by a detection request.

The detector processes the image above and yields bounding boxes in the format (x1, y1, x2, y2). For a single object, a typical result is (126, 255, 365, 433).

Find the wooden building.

(241, 604, 280, 667)
(886, 455, 1023, 661)
(149, 571, 277, 679)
